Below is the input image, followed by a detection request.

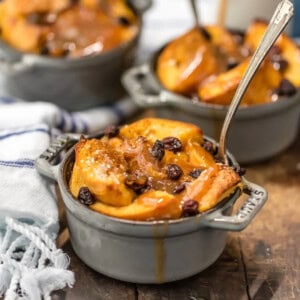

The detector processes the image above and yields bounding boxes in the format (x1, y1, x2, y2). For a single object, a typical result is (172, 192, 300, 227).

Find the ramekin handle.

(35, 134, 79, 181)
(122, 64, 166, 107)
(203, 179, 267, 231)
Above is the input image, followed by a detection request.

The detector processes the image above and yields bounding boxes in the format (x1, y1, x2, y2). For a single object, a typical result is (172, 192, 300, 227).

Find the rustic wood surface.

(52, 133, 300, 300)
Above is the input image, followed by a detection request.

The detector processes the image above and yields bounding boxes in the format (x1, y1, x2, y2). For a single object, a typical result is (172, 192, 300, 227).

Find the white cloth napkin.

(0, 97, 137, 299)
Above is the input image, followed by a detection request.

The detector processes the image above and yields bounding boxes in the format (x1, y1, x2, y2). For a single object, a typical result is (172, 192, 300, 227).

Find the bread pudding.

(0, 0, 139, 57)
(69, 118, 242, 221)
(156, 20, 299, 106)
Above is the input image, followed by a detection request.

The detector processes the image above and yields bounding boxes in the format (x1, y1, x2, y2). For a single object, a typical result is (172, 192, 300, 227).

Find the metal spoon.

(218, 0, 294, 165)
(189, 0, 213, 40)
(190, 0, 201, 29)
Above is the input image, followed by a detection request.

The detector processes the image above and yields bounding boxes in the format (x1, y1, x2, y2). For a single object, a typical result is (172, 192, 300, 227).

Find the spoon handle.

(190, 0, 200, 28)
(218, 0, 294, 164)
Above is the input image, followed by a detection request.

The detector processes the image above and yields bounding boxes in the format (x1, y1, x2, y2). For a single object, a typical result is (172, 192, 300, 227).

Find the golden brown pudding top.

(0, 0, 139, 57)
(156, 21, 300, 106)
(69, 118, 242, 221)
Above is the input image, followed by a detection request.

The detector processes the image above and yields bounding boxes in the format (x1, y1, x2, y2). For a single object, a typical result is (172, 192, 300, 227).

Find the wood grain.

(238, 137, 300, 300)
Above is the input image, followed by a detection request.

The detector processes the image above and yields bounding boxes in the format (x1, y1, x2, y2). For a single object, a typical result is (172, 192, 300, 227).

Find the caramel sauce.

(153, 223, 169, 283)
(69, 118, 241, 221)
(48, 5, 138, 57)
(0, 0, 139, 57)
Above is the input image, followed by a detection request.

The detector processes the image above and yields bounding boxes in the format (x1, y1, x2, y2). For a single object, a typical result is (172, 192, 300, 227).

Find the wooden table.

(53, 134, 300, 300)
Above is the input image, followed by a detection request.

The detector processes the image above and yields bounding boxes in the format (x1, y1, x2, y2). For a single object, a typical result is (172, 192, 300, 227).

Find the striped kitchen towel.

(0, 96, 138, 300)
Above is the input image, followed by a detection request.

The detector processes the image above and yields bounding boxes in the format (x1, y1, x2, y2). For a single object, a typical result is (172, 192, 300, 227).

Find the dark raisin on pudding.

(227, 57, 239, 70)
(172, 182, 186, 194)
(272, 79, 297, 101)
(269, 46, 289, 72)
(117, 16, 131, 26)
(40, 45, 50, 56)
(151, 140, 165, 161)
(78, 187, 95, 206)
(105, 125, 119, 138)
(272, 58, 288, 72)
(182, 199, 199, 217)
(166, 164, 183, 180)
(277, 79, 297, 96)
(162, 137, 182, 153)
(189, 168, 203, 179)
(202, 140, 217, 155)
(125, 173, 149, 194)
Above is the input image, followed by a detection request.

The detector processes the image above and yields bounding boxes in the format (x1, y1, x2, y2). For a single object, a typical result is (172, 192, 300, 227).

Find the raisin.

(162, 137, 182, 153)
(105, 125, 119, 138)
(151, 140, 165, 161)
(166, 164, 183, 180)
(78, 187, 95, 206)
(125, 173, 149, 194)
(272, 59, 288, 72)
(227, 57, 239, 70)
(117, 16, 131, 26)
(202, 140, 216, 155)
(273, 79, 297, 97)
(172, 182, 186, 194)
(189, 169, 203, 179)
(40, 45, 50, 56)
(271, 53, 288, 72)
(182, 199, 199, 217)
(234, 166, 246, 176)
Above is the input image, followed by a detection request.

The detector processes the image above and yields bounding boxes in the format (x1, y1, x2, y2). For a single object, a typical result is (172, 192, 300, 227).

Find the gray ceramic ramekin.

(0, 0, 152, 111)
(35, 132, 267, 284)
(122, 54, 300, 164)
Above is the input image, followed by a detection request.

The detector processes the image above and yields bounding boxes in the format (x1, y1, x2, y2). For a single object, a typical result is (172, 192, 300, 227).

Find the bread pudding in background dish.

(0, 0, 151, 110)
(122, 20, 300, 164)
(0, 0, 139, 57)
(69, 118, 242, 221)
(156, 20, 299, 106)
(36, 117, 267, 283)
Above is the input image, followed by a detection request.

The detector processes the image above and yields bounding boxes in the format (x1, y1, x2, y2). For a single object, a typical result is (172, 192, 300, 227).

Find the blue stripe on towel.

(58, 111, 66, 131)
(80, 118, 88, 134)
(0, 128, 49, 141)
(0, 96, 16, 104)
(0, 159, 35, 168)
(70, 115, 77, 133)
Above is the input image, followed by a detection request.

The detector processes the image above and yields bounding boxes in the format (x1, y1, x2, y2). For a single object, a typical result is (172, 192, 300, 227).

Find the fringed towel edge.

(0, 217, 74, 300)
